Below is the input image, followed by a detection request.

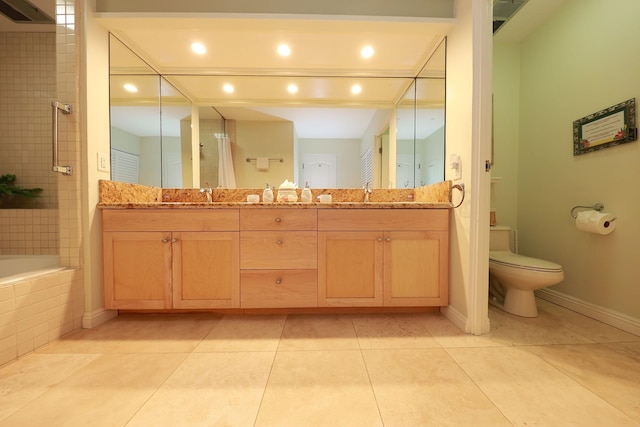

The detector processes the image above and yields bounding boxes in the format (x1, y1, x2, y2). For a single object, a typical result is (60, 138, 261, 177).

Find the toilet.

(489, 227, 564, 317)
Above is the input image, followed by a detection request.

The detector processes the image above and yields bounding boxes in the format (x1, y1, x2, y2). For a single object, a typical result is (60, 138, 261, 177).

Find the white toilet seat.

(489, 251, 563, 273)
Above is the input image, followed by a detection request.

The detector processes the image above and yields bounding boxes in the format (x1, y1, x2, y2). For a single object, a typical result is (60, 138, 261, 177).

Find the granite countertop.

(97, 201, 451, 209)
(97, 180, 454, 210)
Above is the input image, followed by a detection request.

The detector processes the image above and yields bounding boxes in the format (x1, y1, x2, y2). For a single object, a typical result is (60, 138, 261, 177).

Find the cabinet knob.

(275, 278, 282, 284)
(377, 237, 383, 242)
(385, 237, 391, 242)
(275, 217, 282, 222)
(276, 239, 283, 245)
(162, 238, 170, 243)
(171, 238, 178, 243)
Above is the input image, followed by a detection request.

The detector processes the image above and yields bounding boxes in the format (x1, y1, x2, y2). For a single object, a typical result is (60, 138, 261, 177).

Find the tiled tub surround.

(98, 180, 452, 312)
(0, 268, 84, 366)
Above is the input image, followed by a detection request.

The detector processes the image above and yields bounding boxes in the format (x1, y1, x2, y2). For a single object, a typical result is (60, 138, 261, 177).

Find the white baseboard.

(440, 305, 468, 333)
(536, 289, 640, 336)
(82, 308, 117, 329)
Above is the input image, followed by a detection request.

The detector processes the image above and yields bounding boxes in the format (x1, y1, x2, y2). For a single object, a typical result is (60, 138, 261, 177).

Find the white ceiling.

(102, 16, 449, 139)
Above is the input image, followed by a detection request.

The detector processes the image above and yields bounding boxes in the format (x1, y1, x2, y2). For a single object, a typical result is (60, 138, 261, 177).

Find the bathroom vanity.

(99, 181, 452, 312)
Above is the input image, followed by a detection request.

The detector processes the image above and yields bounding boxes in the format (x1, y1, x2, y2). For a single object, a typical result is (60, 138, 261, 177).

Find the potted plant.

(0, 174, 43, 208)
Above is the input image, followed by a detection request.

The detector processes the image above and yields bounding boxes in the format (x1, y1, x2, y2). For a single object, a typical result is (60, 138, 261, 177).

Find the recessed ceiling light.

(351, 84, 362, 94)
(361, 46, 374, 58)
(191, 42, 206, 55)
(123, 83, 138, 93)
(287, 84, 298, 94)
(277, 44, 291, 57)
(223, 83, 234, 94)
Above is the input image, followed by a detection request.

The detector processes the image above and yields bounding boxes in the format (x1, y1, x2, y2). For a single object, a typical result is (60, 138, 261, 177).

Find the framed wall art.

(573, 98, 637, 156)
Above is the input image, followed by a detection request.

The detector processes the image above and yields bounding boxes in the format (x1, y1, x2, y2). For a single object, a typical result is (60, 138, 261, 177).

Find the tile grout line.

(252, 313, 288, 427)
(352, 317, 387, 427)
(440, 347, 515, 426)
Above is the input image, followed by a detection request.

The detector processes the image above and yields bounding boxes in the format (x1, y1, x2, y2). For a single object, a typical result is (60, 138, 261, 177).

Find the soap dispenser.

(301, 182, 312, 203)
(262, 183, 274, 204)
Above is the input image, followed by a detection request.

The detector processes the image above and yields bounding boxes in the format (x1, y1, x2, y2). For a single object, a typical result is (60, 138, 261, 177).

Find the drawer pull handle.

(171, 238, 179, 243)
(275, 217, 282, 222)
(276, 239, 283, 245)
(377, 237, 383, 242)
(162, 238, 170, 243)
(385, 237, 391, 242)
(275, 278, 282, 284)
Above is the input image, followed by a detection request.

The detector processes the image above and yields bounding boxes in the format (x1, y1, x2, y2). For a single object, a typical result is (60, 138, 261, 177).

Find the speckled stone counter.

(97, 180, 453, 209)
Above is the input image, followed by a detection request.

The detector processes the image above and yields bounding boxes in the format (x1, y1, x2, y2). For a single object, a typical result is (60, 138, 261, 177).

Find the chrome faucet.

(363, 182, 372, 202)
(200, 181, 213, 202)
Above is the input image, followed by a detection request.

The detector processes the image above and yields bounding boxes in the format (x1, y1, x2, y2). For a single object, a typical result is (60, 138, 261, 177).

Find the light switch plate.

(97, 152, 109, 172)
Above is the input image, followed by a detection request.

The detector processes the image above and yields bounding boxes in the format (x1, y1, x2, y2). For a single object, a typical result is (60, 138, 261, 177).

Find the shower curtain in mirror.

(217, 136, 237, 188)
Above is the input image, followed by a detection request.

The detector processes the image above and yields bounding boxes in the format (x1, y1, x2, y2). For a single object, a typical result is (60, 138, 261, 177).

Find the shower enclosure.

(0, 1, 87, 367)
(0, 31, 59, 256)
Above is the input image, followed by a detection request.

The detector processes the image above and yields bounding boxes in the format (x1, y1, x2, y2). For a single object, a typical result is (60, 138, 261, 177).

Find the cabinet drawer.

(240, 208, 317, 231)
(102, 209, 239, 232)
(240, 231, 317, 269)
(318, 209, 449, 231)
(241, 270, 317, 308)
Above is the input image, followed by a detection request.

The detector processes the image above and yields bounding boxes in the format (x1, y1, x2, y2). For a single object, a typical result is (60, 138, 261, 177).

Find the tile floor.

(0, 299, 639, 426)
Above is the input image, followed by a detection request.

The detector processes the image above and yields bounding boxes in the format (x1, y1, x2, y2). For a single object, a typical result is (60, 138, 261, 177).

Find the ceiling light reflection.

(361, 46, 374, 58)
(191, 42, 207, 55)
(277, 44, 291, 57)
(123, 83, 138, 93)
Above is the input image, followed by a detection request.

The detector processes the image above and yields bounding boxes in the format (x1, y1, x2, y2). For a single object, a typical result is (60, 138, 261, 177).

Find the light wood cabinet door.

(103, 231, 172, 310)
(383, 230, 449, 306)
(172, 232, 240, 309)
(318, 231, 383, 307)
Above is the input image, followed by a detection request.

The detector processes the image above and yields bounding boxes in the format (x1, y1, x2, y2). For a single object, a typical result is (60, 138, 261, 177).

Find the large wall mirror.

(109, 35, 193, 188)
(109, 29, 446, 189)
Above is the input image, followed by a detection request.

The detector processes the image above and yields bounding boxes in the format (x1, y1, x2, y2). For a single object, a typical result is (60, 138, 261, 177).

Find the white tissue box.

(277, 189, 298, 202)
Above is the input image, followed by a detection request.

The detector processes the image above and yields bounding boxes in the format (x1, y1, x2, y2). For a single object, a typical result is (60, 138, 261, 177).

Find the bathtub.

(0, 255, 64, 286)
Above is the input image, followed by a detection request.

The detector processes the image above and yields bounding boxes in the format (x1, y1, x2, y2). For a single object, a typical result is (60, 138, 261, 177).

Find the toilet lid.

(489, 251, 563, 273)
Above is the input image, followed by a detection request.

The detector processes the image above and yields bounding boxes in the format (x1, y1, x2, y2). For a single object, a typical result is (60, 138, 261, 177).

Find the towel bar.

(570, 203, 604, 219)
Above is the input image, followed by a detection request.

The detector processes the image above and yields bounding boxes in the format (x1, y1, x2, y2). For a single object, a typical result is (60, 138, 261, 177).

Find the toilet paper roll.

(576, 210, 616, 235)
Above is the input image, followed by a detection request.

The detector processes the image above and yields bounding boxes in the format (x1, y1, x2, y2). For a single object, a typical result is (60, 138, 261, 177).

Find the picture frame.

(573, 98, 637, 156)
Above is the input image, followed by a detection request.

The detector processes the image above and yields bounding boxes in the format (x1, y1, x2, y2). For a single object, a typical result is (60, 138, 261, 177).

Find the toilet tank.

(490, 226, 512, 251)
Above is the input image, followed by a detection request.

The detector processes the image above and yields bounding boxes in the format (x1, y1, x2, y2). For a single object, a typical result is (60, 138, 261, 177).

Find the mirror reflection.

(109, 34, 445, 189)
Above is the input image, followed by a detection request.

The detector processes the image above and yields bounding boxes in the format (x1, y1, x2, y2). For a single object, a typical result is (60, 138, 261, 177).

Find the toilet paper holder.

(570, 203, 611, 219)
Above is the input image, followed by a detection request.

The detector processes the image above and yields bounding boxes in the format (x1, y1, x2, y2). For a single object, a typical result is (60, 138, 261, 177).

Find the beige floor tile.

(0, 353, 187, 427)
(109, 314, 222, 353)
(127, 352, 275, 427)
(419, 312, 506, 348)
(277, 314, 359, 351)
(194, 314, 286, 352)
(362, 348, 511, 427)
(487, 305, 595, 346)
(536, 298, 640, 343)
(352, 313, 441, 349)
(525, 341, 640, 422)
(0, 353, 99, 423)
(36, 314, 151, 354)
(447, 346, 638, 426)
(255, 350, 382, 427)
